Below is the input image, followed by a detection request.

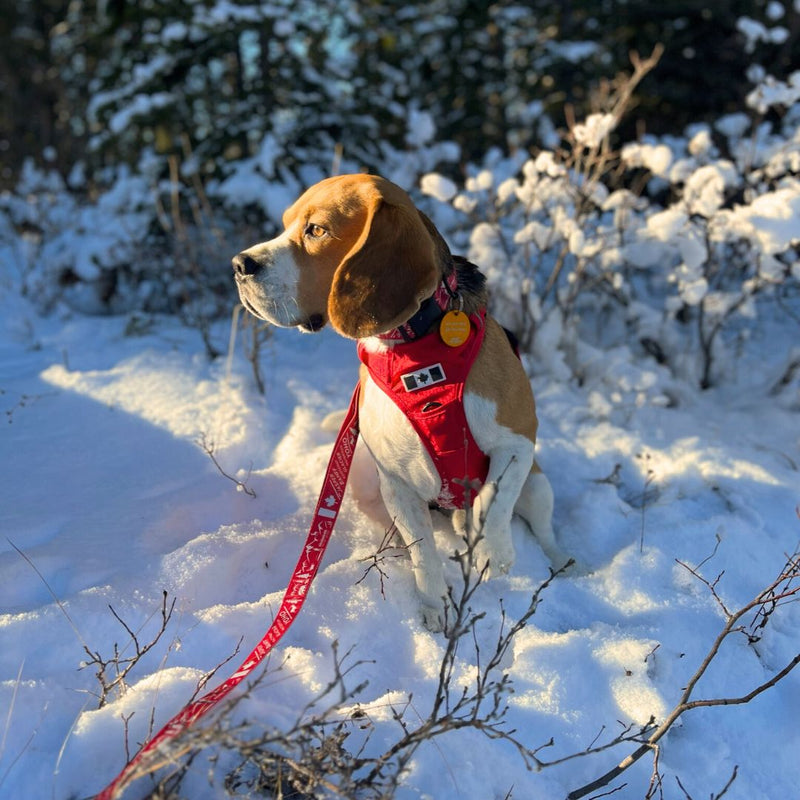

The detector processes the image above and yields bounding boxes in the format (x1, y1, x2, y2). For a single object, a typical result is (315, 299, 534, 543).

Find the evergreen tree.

(2, 0, 797, 191)
(0, 0, 72, 187)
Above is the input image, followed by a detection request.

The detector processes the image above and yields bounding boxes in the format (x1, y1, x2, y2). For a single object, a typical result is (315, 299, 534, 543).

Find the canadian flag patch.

(400, 363, 446, 392)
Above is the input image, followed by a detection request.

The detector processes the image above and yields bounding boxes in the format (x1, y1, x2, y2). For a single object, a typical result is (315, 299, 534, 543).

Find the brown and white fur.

(233, 174, 568, 630)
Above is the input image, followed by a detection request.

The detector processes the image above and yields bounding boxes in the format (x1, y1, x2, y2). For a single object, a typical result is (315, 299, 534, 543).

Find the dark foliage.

(1, 0, 797, 190)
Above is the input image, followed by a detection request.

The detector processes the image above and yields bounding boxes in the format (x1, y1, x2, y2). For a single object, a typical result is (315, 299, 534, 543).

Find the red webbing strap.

(95, 383, 361, 800)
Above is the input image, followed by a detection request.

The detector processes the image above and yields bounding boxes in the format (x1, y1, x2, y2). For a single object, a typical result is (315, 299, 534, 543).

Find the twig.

(644, 742, 664, 800)
(637, 453, 656, 552)
(192, 638, 244, 698)
(356, 524, 419, 599)
(0, 662, 33, 792)
(80, 590, 177, 708)
(676, 764, 738, 799)
(0, 660, 23, 761)
(7, 538, 89, 651)
(712, 765, 739, 799)
(198, 432, 257, 497)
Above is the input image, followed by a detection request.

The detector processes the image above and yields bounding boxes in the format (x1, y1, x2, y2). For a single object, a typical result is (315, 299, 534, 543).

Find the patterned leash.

(95, 384, 361, 799)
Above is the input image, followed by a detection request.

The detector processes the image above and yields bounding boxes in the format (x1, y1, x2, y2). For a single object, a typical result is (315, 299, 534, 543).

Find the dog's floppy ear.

(328, 187, 441, 339)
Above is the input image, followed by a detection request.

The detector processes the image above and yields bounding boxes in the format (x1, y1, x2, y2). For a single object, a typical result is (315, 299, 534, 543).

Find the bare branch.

(80, 591, 177, 708)
(356, 524, 419, 599)
(197, 431, 257, 497)
(676, 764, 738, 800)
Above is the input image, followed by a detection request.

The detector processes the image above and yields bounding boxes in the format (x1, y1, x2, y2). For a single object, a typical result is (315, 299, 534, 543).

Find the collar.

(378, 270, 459, 343)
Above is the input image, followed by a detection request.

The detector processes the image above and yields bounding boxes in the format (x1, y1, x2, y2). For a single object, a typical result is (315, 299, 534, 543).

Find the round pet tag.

(439, 310, 471, 347)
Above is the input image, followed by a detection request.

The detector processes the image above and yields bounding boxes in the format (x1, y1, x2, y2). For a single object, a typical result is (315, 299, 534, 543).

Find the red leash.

(95, 384, 361, 799)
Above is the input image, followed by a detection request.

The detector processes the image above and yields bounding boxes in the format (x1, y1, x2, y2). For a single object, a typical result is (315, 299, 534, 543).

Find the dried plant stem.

(81, 591, 177, 708)
(198, 431, 256, 497)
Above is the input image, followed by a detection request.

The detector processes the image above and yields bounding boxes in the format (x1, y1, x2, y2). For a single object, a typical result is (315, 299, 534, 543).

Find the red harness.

(357, 309, 488, 510)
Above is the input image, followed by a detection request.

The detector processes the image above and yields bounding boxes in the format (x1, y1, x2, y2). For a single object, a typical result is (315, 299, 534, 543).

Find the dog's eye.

(304, 223, 328, 240)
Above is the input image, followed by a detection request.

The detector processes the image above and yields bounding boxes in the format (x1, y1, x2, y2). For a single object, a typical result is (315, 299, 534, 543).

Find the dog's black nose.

(232, 254, 262, 277)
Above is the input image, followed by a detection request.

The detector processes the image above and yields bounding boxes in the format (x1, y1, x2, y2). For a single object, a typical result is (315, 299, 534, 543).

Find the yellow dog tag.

(439, 310, 471, 347)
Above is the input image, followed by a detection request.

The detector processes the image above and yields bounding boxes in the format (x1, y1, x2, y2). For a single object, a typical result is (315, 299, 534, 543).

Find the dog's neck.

(375, 257, 488, 344)
(376, 271, 457, 343)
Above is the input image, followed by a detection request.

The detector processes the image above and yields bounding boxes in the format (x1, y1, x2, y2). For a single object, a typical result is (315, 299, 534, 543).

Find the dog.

(233, 174, 567, 630)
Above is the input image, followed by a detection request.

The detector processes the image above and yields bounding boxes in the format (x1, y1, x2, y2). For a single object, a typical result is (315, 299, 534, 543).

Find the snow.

(683, 164, 732, 217)
(746, 70, 800, 113)
(1, 218, 799, 800)
(420, 173, 457, 203)
(572, 112, 617, 149)
(722, 183, 800, 254)
(621, 141, 673, 177)
(737, 16, 789, 52)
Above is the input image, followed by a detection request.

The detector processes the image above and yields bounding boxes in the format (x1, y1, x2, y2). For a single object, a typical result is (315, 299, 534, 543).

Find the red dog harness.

(357, 308, 489, 510)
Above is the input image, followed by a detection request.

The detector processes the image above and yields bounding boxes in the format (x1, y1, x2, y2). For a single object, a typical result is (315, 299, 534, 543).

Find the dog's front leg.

(378, 472, 449, 631)
(469, 442, 534, 577)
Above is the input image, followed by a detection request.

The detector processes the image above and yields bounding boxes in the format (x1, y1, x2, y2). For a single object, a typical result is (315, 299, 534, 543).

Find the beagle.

(233, 174, 567, 630)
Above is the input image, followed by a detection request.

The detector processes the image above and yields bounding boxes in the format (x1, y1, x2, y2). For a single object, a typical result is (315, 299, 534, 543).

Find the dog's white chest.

(359, 374, 442, 501)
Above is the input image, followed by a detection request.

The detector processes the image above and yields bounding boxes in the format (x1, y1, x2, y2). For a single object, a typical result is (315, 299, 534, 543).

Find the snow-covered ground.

(1, 244, 798, 800)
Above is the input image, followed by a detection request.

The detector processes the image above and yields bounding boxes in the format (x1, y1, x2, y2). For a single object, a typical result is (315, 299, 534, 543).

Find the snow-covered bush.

(209, 110, 461, 226)
(0, 157, 236, 324)
(421, 62, 800, 390)
(0, 161, 158, 314)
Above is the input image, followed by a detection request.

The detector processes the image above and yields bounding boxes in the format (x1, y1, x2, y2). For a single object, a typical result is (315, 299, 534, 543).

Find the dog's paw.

(483, 554, 515, 580)
(474, 528, 515, 579)
(420, 601, 447, 633)
(473, 550, 516, 580)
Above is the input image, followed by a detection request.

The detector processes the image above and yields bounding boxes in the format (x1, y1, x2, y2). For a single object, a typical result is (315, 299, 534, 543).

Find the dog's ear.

(328, 190, 441, 339)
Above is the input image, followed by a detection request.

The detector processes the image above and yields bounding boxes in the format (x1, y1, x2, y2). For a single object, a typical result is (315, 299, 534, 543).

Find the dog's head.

(232, 174, 449, 339)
